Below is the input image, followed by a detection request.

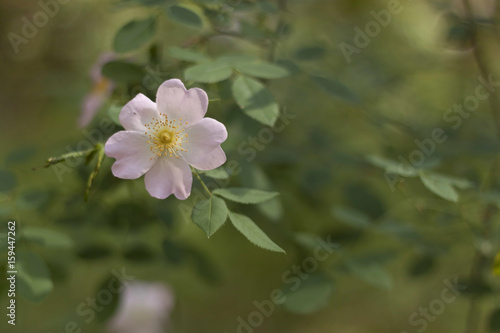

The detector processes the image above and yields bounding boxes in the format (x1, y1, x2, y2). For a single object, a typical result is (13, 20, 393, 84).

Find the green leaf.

(102, 61, 145, 83)
(408, 255, 435, 277)
(205, 8, 231, 29)
(5, 147, 37, 165)
(169, 46, 209, 62)
(294, 46, 326, 61)
(16, 189, 50, 210)
(166, 5, 203, 29)
(257, 199, 283, 222)
(17, 251, 53, 302)
(332, 206, 371, 228)
(203, 167, 229, 180)
(419, 171, 472, 202)
(216, 54, 257, 66)
(231, 76, 280, 126)
(345, 261, 392, 290)
(257, 1, 278, 14)
(113, 17, 157, 53)
(312, 76, 360, 104)
(276, 59, 301, 76)
(426, 171, 473, 189)
(233, 61, 290, 79)
(0, 169, 17, 193)
(282, 273, 333, 314)
(366, 154, 418, 177)
(76, 242, 113, 260)
(240, 165, 283, 221)
(444, 13, 475, 52)
(375, 219, 421, 241)
(162, 239, 186, 265)
(293, 232, 322, 252)
(213, 188, 278, 204)
(191, 196, 228, 237)
(184, 61, 233, 83)
(23, 227, 73, 248)
(123, 243, 156, 262)
(228, 211, 284, 253)
(108, 104, 122, 126)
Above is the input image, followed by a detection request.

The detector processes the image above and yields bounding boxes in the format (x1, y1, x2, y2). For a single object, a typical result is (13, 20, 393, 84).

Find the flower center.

(145, 113, 189, 159)
(160, 131, 173, 144)
(92, 77, 111, 94)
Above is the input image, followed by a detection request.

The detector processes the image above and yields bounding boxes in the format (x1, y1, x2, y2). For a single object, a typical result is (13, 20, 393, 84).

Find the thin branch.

(191, 167, 212, 197)
(461, 1, 499, 332)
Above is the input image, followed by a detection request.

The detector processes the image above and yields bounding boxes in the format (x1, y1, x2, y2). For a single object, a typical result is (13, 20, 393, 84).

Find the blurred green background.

(1, 0, 500, 332)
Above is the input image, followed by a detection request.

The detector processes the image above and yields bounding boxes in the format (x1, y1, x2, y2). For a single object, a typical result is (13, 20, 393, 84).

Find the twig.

(461, 1, 499, 332)
(191, 167, 212, 197)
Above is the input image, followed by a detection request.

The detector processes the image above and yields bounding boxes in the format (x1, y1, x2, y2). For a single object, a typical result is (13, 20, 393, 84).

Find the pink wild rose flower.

(107, 281, 175, 333)
(79, 53, 115, 128)
(105, 79, 227, 199)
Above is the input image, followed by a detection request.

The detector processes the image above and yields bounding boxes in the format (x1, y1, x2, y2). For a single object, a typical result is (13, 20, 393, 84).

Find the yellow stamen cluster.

(145, 114, 189, 159)
(92, 77, 111, 94)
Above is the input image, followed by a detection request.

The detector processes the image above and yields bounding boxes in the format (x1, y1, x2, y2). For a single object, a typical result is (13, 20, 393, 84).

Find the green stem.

(461, 1, 499, 332)
(45, 147, 97, 167)
(191, 167, 212, 196)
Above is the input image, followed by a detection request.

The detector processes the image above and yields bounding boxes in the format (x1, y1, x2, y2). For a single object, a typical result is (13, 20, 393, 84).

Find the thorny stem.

(44, 147, 97, 167)
(191, 167, 212, 197)
(462, 0, 499, 332)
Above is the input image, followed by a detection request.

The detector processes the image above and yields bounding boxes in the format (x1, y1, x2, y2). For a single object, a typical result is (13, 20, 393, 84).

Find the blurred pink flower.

(105, 79, 227, 199)
(107, 281, 175, 333)
(79, 53, 115, 128)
